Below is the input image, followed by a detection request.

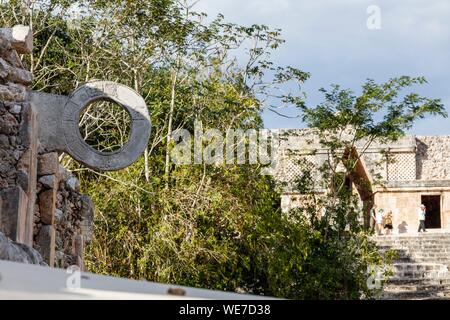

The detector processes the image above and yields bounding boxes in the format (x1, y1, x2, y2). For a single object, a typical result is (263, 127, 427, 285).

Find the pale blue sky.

(196, 0, 450, 134)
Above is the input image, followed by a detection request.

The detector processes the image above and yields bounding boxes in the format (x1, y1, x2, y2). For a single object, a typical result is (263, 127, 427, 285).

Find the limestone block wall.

(375, 192, 421, 234)
(416, 136, 450, 180)
(0, 26, 35, 247)
(0, 26, 93, 269)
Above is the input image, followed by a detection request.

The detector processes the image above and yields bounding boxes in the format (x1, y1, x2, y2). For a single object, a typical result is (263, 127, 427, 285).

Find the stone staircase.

(374, 232, 450, 300)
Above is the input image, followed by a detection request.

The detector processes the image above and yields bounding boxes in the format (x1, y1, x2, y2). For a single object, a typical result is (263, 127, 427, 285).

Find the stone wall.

(0, 26, 93, 269)
(54, 166, 93, 269)
(0, 25, 35, 248)
(274, 130, 450, 184)
(416, 136, 450, 180)
(274, 129, 421, 188)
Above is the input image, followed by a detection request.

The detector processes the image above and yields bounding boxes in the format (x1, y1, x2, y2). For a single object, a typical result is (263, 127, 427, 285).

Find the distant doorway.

(421, 195, 441, 229)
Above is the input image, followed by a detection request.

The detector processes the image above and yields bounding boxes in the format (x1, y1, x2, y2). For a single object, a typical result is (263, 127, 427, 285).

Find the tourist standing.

(376, 208, 384, 235)
(417, 204, 427, 233)
(384, 210, 393, 235)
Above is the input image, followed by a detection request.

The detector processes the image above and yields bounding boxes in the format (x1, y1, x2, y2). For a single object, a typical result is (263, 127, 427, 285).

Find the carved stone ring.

(30, 81, 151, 171)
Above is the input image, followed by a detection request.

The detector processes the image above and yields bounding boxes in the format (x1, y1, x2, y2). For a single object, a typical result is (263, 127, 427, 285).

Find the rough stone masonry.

(0, 25, 93, 269)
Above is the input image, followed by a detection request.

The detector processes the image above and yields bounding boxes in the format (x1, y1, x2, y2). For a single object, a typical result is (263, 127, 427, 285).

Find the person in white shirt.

(376, 208, 384, 235)
(417, 204, 427, 233)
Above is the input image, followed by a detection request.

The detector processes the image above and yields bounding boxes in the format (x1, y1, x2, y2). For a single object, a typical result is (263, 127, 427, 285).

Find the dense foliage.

(0, 0, 445, 299)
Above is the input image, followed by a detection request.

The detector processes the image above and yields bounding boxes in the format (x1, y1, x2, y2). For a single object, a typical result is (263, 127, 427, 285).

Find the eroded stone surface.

(0, 83, 26, 102)
(0, 232, 43, 265)
(0, 26, 121, 271)
(38, 189, 56, 225)
(38, 152, 59, 176)
(66, 177, 80, 192)
(0, 187, 28, 243)
(39, 175, 57, 189)
(35, 225, 55, 267)
(80, 195, 94, 242)
(0, 26, 33, 54)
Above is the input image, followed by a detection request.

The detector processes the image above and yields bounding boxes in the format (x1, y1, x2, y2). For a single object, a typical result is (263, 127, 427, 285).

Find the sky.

(195, 0, 450, 134)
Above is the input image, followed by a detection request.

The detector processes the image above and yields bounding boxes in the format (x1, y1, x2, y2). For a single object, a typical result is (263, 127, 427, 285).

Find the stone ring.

(31, 81, 151, 171)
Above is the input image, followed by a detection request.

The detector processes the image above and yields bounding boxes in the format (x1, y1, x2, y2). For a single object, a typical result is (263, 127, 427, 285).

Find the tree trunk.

(164, 65, 178, 188)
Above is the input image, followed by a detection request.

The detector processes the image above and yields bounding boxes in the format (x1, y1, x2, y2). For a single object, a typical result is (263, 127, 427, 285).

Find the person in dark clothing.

(384, 210, 393, 235)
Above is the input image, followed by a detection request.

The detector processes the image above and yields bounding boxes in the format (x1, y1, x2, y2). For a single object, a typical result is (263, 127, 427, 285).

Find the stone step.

(376, 235, 450, 239)
(376, 232, 450, 236)
(385, 263, 449, 280)
(387, 254, 450, 260)
(381, 290, 450, 300)
(383, 284, 450, 292)
(410, 255, 450, 260)
(374, 233, 450, 299)
(381, 281, 450, 300)
(385, 252, 450, 257)
(391, 262, 447, 270)
(376, 238, 450, 242)
(375, 239, 450, 244)
(381, 252, 450, 259)
(382, 278, 450, 286)
(378, 244, 449, 248)
(389, 240, 450, 242)
(377, 243, 450, 247)
(377, 242, 450, 246)
(379, 248, 450, 254)
(378, 247, 450, 252)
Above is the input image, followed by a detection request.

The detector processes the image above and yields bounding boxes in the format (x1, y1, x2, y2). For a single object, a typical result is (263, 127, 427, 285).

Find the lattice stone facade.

(276, 155, 318, 184)
(275, 129, 450, 233)
(387, 153, 416, 181)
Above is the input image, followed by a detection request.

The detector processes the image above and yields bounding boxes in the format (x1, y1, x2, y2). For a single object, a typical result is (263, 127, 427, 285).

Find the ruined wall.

(0, 26, 36, 250)
(0, 26, 93, 269)
(34, 152, 93, 268)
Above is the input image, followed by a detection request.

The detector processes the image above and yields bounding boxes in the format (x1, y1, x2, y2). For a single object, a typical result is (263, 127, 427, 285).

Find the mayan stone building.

(274, 129, 450, 234)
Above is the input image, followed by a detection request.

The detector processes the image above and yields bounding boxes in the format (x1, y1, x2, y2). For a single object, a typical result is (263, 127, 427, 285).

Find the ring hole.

(79, 99, 131, 153)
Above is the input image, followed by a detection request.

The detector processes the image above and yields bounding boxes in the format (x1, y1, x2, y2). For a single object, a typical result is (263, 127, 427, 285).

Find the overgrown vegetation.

(0, 0, 445, 299)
